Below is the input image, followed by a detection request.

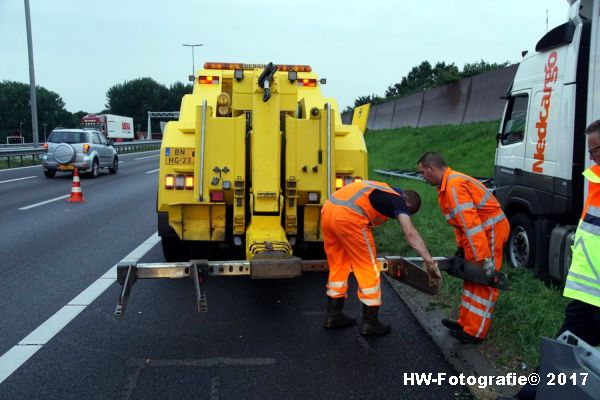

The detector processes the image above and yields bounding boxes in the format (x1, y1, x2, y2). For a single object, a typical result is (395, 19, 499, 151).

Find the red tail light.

(210, 190, 225, 202)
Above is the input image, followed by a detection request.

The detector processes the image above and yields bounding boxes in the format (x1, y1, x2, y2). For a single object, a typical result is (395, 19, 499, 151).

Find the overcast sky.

(1, 0, 570, 114)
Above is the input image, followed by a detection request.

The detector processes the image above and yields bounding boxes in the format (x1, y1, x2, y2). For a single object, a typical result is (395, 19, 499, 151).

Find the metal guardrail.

(0, 140, 162, 169)
(375, 168, 495, 189)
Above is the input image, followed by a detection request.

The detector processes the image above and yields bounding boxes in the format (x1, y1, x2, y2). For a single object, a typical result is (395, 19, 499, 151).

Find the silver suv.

(42, 129, 118, 178)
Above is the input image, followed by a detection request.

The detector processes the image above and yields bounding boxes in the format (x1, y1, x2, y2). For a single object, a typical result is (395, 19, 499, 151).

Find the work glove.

(483, 257, 497, 283)
(454, 247, 465, 258)
(423, 260, 442, 295)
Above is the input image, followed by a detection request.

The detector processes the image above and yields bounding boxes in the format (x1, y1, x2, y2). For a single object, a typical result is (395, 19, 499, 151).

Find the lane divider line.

(0, 232, 160, 384)
(145, 169, 160, 174)
(19, 195, 71, 210)
(0, 176, 37, 185)
(134, 154, 160, 161)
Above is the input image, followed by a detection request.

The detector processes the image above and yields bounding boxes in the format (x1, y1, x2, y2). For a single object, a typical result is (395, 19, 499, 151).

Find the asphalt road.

(0, 153, 472, 400)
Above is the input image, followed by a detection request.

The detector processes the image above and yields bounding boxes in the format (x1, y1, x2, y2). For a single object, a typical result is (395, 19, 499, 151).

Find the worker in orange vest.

(417, 152, 509, 344)
(321, 180, 440, 336)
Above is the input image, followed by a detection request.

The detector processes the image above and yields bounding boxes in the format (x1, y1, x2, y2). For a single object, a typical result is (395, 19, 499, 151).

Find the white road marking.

(145, 168, 160, 174)
(18, 195, 71, 210)
(0, 176, 37, 184)
(0, 165, 41, 172)
(118, 149, 159, 158)
(0, 232, 160, 384)
(135, 154, 160, 160)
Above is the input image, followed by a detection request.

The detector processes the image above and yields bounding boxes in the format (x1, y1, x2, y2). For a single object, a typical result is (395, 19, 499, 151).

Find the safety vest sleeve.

(447, 179, 492, 261)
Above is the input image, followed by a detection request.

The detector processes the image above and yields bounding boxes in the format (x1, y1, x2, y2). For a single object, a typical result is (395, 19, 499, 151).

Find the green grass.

(366, 121, 568, 372)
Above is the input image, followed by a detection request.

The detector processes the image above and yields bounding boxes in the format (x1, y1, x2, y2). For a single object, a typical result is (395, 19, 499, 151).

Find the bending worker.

(417, 152, 509, 344)
(321, 180, 440, 336)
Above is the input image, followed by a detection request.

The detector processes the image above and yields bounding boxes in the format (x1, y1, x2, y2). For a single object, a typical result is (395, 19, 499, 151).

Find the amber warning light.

(198, 76, 220, 84)
(204, 62, 312, 72)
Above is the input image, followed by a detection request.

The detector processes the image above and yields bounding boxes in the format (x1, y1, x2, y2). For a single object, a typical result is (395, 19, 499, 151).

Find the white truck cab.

(495, 0, 598, 281)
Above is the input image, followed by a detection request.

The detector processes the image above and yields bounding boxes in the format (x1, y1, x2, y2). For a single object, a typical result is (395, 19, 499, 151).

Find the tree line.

(0, 78, 192, 143)
(345, 60, 510, 113)
(1, 60, 509, 142)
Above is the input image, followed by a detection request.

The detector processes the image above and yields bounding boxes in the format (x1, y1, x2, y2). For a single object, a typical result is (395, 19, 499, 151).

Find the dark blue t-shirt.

(368, 189, 409, 218)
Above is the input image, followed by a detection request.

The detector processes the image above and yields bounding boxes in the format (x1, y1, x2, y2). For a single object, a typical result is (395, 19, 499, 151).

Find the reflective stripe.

(327, 280, 347, 288)
(565, 279, 600, 298)
(362, 227, 379, 274)
(456, 201, 475, 212)
(588, 205, 600, 218)
(361, 298, 381, 306)
(490, 224, 496, 266)
(463, 289, 495, 308)
(476, 292, 494, 338)
(477, 190, 492, 208)
(327, 289, 344, 297)
(359, 284, 380, 295)
(568, 271, 600, 287)
(461, 300, 492, 319)
(572, 237, 600, 280)
(580, 220, 600, 235)
(328, 181, 396, 219)
(466, 224, 484, 237)
(447, 173, 488, 192)
(452, 186, 478, 260)
(327, 194, 367, 217)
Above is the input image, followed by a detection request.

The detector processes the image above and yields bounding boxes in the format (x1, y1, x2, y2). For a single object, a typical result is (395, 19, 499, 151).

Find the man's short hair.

(402, 189, 421, 214)
(585, 120, 600, 136)
(417, 152, 447, 169)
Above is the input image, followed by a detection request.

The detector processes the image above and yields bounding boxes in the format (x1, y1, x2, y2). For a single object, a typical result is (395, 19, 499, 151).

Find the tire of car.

(43, 169, 56, 178)
(109, 156, 118, 174)
(90, 158, 99, 178)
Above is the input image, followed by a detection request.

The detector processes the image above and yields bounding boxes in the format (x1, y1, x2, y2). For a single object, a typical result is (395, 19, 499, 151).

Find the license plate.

(165, 148, 194, 165)
(58, 165, 74, 170)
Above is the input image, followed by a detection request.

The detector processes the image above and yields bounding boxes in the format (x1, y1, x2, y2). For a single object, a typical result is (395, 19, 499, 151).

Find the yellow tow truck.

(115, 62, 506, 316)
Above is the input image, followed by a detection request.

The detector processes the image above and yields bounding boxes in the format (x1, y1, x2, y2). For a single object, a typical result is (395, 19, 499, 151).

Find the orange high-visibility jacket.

(438, 168, 506, 262)
(326, 180, 399, 226)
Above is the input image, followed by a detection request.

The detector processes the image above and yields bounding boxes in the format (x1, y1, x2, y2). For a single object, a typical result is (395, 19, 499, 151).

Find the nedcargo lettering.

(533, 51, 558, 174)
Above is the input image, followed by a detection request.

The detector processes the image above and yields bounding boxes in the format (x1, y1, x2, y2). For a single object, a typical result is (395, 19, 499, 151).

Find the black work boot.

(324, 297, 356, 329)
(359, 304, 391, 336)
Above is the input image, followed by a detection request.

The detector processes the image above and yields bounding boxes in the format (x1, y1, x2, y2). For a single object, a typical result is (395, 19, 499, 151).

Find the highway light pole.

(182, 43, 203, 80)
(24, 0, 40, 147)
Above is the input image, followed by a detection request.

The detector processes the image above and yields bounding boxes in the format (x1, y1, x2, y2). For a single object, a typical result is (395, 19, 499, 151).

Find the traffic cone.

(67, 168, 85, 203)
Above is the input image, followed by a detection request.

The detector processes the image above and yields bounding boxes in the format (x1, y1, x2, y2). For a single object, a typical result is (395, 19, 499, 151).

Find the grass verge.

(365, 122, 568, 372)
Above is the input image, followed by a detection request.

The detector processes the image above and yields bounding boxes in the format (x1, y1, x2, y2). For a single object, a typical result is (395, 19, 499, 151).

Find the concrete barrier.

(341, 65, 517, 130)
(418, 78, 472, 127)
(390, 92, 424, 128)
(462, 65, 517, 123)
(371, 100, 395, 130)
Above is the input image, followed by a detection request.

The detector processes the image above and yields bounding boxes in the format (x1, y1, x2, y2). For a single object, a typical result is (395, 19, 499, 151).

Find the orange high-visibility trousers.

(458, 217, 509, 339)
(321, 201, 382, 306)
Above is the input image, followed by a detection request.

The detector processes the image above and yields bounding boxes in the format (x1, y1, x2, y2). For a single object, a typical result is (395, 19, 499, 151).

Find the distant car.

(42, 129, 118, 178)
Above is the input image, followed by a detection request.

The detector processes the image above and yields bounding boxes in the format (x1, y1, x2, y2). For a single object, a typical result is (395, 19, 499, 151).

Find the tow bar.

(114, 256, 508, 317)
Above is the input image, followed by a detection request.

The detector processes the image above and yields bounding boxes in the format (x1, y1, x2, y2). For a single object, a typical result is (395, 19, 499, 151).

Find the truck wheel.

(161, 236, 189, 262)
(109, 156, 118, 174)
(44, 169, 56, 178)
(507, 213, 535, 269)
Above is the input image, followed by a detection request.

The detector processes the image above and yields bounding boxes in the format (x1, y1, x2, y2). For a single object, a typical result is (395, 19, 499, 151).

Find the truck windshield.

(48, 131, 89, 144)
